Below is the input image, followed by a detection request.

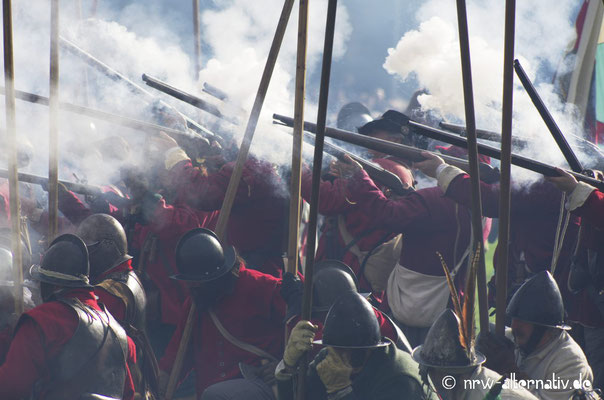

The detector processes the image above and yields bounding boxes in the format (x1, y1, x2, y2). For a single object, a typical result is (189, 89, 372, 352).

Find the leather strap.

(208, 309, 277, 361)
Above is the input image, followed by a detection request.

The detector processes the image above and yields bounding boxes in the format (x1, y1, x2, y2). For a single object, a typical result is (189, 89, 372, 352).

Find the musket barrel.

(273, 114, 501, 184)
(0, 169, 103, 196)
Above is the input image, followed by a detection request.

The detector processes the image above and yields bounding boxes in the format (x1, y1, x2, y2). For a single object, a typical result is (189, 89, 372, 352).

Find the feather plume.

(437, 251, 466, 344)
(461, 243, 481, 358)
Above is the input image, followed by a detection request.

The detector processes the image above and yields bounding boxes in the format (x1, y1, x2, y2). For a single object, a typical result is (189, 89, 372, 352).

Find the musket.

(0, 169, 103, 196)
(279, 126, 408, 195)
(0, 86, 211, 150)
(440, 121, 528, 148)
(440, 121, 604, 169)
(408, 119, 604, 191)
(203, 82, 229, 101)
(59, 36, 218, 140)
(273, 114, 501, 184)
(514, 59, 583, 173)
(142, 74, 238, 125)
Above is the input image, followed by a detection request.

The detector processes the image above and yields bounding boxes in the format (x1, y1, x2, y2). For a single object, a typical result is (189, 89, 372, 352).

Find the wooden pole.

(287, 0, 309, 275)
(2, 0, 24, 315)
(164, 1, 296, 398)
(192, 0, 201, 81)
(454, 0, 489, 332)
(496, 0, 516, 336)
(297, 1, 338, 398)
(48, 0, 60, 241)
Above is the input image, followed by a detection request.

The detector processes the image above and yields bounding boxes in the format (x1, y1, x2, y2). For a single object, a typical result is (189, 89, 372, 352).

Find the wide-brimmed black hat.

(358, 110, 410, 136)
(30, 234, 92, 288)
(172, 228, 237, 283)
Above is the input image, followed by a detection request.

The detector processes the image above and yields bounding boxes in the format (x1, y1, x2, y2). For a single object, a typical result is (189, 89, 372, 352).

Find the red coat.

(131, 198, 217, 326)
(571, 189, 604, 229)
(444, 174, 579, 275)
(169, 159, 287, 277)
(349, 169, 472, 277)
(159, 264, 286, 396)
(301, 170, 395, 293)
(0, 289, 136, 400)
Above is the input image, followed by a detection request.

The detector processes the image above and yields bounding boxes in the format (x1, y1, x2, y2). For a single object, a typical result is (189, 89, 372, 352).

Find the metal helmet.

(30, 234, 91, 288)
(312, 260, 359, 313)
(0, 247, 13, 287)
(314, 291, 388, 348)
(337, 102, 373, 132)
(76, 214, 132, 280)
(173, 228, 237, 282)
(506, 270, 570, 330)
(412, 309, 485, 372)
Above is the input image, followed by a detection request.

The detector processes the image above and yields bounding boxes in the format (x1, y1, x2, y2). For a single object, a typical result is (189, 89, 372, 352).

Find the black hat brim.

(411, 345, 486, 372)
(312, 337, 390, 349)
(358, 119, 403, 136)
(29, 264, 92, 288)
(171, 245, 237, 283)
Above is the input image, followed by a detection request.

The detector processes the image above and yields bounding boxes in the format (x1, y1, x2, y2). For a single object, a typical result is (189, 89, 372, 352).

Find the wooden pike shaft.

(2, 0, 23, 315)
(164, 1, 296, 398)
(455, 0, 489, 332)
(48, 0, 60, 241)
(193, 0, 201, 80)
(496, 0, 516, 336)
(287, 0, 309, 275)
(297, 0, 338, 398)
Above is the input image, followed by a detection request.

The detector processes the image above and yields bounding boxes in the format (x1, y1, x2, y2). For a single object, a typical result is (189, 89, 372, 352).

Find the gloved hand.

(477, 331, 517, 375)
(257, 360, 279, 386)
(283, 320, 318, 368)
(316, 347, 353, 394)
(280, 272, 303, 319)
(412, 151, 445, 179)
(329, 155, 363, 179)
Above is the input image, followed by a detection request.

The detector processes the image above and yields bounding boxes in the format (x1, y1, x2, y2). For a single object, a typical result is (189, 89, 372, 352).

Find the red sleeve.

(148, 198, 205, 241)
(347, 169, 431, 233)
(58, 189, 92, 225)
(301, 167, 355, 216)
(122, 337, 136, 400)
(0, 317, 49, 398)
(95, 287, 127, 322)
(574, 189, 604, 229)
(158, 299, 195, 381)
(374, 310, 396, 342)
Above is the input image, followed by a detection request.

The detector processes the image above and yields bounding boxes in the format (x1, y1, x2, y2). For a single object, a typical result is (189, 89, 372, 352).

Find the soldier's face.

(511, 318, 532, 347)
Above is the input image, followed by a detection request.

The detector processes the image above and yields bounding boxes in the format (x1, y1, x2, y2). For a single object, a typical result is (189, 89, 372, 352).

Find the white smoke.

(383, 0, 585, 184)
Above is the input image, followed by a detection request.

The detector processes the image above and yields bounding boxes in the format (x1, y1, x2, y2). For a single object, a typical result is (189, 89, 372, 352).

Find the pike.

(297, 1, 338, 398)
(409, 120, 604, 191)
(203, 82, 229, 101)
(455, 0, 489, 332)
(48, 0, 60, 240)
(164, 0, 296, 398)
(59, 36, 218, 140)
(0, 169, 103, 197)
(273, 114, 501, 184)
(514, 59, 584, 173)
(2, 0, 24, 315)
(141, 73, 239, 125)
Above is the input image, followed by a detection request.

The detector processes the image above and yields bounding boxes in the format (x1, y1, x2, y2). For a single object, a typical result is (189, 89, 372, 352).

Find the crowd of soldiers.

(0, 100, 601, 400)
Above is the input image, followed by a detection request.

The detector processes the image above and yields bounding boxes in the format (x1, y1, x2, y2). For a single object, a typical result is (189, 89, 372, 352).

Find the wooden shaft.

(48, 0, 60, 241)
(455, 0, 489, 332)
(297, 1, 338, 398)
(287, 0, 309, 275)
(496, 0, 516, 336)
(164, 1, 296, 398)
(193, 0, 201, 80)
(2, 0, 23, 315)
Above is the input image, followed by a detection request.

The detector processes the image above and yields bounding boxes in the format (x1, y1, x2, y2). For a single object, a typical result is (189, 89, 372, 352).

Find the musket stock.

(274, 114, 501, 184)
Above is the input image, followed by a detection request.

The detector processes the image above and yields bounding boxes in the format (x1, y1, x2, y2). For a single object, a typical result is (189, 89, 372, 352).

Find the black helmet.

(312, 260, 359, 313)
(314, 291, 388, 348)
(337, 102, 373, 132)
(172, 228, 237, 282)
(358, 110, 410, 136)
(412, 309, 485, 372)
(30, 234, 91, 288)
(506, 270, 571, 330)
(76, 214, 132, 280)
